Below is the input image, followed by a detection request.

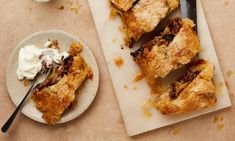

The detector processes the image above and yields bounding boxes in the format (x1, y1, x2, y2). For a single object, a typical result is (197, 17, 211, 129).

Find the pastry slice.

(122, 0, 179, 46)
(131, 18, 201, 88)
(154, 59, 217, 115)
(32, 43, 93, 124)
(110, 0, 137, 11)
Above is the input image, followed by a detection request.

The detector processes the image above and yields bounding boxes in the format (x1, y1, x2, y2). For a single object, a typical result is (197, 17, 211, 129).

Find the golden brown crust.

(154, 60, 217, 115)
(32, 43, 92, 124)
(110, 0, 137, 11)
(122, 0, 179, 45)
(132, 18, 201, 89)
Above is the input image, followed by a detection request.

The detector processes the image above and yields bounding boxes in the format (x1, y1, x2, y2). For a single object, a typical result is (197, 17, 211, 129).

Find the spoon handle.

(1, 84, 35, 133)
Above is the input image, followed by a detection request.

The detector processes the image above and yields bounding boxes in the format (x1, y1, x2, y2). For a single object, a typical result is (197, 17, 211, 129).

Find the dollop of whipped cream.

(16, 41, 69, 80)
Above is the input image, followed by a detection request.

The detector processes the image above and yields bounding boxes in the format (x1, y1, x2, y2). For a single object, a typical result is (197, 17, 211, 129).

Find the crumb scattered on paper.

(218, 124, 225, 129)
(224, 0, 229, 5)
(124, 85, 128, 89)
(112, 38, 117, 43)
(169, 127, 181, 135)
(65, 0, 81, 15)
(142, 99, 154, 119)
(114, 57, 124, 67)
(226, 70, 234, 77)
(62, 22, 66, 27)
(220, 116, 224, 122)
(58, 5, 64, 10)
(213, 116, 219, 123)
(213, 115, 224, 123)
(213, 115, 225, 129)
(229, 93, 234, 97)
(134, 72, 143, 82)
(29, 7, 32, 13)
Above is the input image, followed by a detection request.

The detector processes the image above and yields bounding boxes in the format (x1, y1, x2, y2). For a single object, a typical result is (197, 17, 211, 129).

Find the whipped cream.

(17, 45, 42, 80)
(16, 42, 69, 80)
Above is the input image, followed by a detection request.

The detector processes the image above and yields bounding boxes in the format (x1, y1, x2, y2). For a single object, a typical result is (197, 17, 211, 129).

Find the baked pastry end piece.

(123, 0, 180, 46)
(154, 60, 217, 115)
(110, 0, 137, 11)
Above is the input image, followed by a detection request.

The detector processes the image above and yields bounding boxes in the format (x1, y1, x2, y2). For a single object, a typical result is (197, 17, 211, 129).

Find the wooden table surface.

(0, 0, 234, 141)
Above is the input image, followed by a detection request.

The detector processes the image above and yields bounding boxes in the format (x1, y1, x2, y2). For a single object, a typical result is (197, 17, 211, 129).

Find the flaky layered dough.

(110, 0, 137, 11)
(132, 18, 201, 89)
(154, 60, 217, 115)
(32, 43, 92, 124)
(123, 0, 179, 45)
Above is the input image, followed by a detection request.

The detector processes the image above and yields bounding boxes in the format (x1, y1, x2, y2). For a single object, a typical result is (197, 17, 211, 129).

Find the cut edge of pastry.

(131, 18, 201, 91)
(154, 59, 217, 115)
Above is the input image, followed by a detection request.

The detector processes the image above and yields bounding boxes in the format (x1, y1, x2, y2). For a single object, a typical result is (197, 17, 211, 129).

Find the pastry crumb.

(58, 5, 64, 10)
(124, 85, 128, 89)
(213, 116, 219, 123)
(114, 57, 124, 67)
(224, 0, 229, 5)
(226, 70, 234, 77)
(29, 7, 32, 12)
(70, 7, 80, 15)
(218, 124, 225, 129)
(220, 116, 224, 122)
(134, 72, 143, 82)
(142, 99, 154, 119)
(23, 79, 30, 86)
(169, 127, 181, 135)
(143, 108, 152, 119)
(66, 0, 81, 15)
(213, 115, 224, 123)
(229, 93, 234, 97)
(133, 86, 138, 90)
(112, 38, 117, 43)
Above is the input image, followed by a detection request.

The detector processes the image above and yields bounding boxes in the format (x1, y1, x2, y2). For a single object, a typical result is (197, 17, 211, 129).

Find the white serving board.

(88, 0, 231, 136)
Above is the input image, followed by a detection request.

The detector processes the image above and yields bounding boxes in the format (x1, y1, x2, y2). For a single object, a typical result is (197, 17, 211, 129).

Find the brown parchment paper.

(0, 0, 234, 141)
